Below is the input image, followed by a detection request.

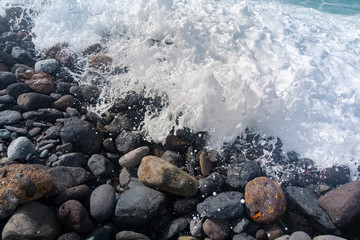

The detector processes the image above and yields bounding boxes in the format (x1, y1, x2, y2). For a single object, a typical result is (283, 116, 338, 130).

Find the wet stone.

(118, 146, 149, 168)
(25, 72, 54, 94)
(245, 177, 286, 223)
(11, 46, 32, 63)
(115, 231, 150, 240)
(87, 154, 114, 178)
(115, 130, 141, 153)
(173, 198, 199, 215)
(17, 92, 53, 111)
(5, 82, 31, 98)
(161, 150, 184, 168)
(105, 114, 134, 136)
(7, 136, 35, 160)
(34, 58, 60, 74)
(58, 200, 94, 233)
(233, 217, 250, 234)
(52, 94, 77, 111)
(90, 184, 116, 223)
(53, 152, 87, 167)
(233, 233, 256, 240)
(138, 155, 199, 197)
(0, 72, 16, 90)
(55, 184, 91, 206)
(289, 231, 311, 240)
(197, 191, 244, 219)
(227, 161, 262, 189)
(202, 218, 230, 240)
(160, 217, 189, 240)
(57, 232, 84, 240)
(319, 165, 350, 186)
(199, 172, 225, 199)
(0, 110, 22, 127)
(313, 236, 347, 240)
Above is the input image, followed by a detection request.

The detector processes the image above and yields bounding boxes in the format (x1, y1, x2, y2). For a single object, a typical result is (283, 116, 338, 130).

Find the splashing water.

(1, 0, 359, 179)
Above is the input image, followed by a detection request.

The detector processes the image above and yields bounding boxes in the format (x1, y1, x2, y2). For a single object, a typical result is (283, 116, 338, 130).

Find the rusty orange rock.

(245, 177, 286, 223)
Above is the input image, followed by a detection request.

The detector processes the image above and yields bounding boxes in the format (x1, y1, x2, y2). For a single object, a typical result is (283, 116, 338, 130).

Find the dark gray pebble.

(55, 184, 91, 206)
(87, 154, 114, 178)
(53, 152, 87, 167)
(115, 130, 141, 153)
(0, 110, 22, 127)
(58, 200, 94, 233)
(115, 231, 150, 240)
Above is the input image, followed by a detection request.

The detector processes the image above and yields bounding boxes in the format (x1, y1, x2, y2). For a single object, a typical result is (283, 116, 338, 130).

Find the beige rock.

(138, 156, 198, 197)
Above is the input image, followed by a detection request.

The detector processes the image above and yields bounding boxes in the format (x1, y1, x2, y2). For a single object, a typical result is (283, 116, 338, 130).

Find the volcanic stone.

(58, 200, 94, 233)
(160, 217, 189, 240)
(199, 172, 225, 199)
(197, 191, 244, 219)
(105, 114, 134, 136)
(90, 184, 116, 223)
(138, 155, 198, 197)
(55, 184, 91, 206)
(5, 82, 31, 98)
(7, 136, 35, 160)
(0, 110, 22, 126)
(119, 146, 149, 168)
(57, 232, 83, 240)
(87, 154, 114, 178)
(0, 72, 16, 90)
(34, 58, 60, 74)
(318, 180, 360, 227)
(173, 198, 199, 215)
(2, 201, 61, 240)
(286, 186, 336, 233)
(227, 161, 262, 189)
(245, 177, 286, 223)
(202, 218, 230, 240)
(60, 117, 103, 154)
(113, 186, 166, 227)
(115, 130, 141, 153)
(47, 166, 90, 196)
(17, 92, 53, 111)
(319, 165, 350, 186)
(22, 108, 63, 122)
(25, 72, 54, 94)
(0, 164, 52, 218)
(115, 231, 150, 240)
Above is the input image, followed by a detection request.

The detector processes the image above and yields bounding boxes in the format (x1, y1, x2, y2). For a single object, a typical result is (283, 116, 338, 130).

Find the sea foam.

(1, 0, 359, 179)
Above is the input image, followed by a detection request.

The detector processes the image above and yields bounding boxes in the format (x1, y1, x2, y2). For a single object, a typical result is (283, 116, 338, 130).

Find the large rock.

(197, 191, 244, 219)
(319, 165, 350, 186)
(244, 177, 286, 223)
(113, 186, 166, 227)
(17, 92, 53, 111)
(2, 201, 61, 240)
(0, 110, 22, 126)
(47, 166, 90, 196)
(227, 161, 262, 189)
(119, 146, 149, 168)
(7, 136, 35, 160)
(34, 58, 60, 74)
(90, 184, 116, 223)
(286, 186, 337, 233)
(0, 164, 53, 218)
(0, 72, 16, 90)
(60, 117, 103, 154)
(318, 180, 360, 227)
(25, 72, 54, 94)
(138, 155, 198, 197)
(58, 200, 94, 233)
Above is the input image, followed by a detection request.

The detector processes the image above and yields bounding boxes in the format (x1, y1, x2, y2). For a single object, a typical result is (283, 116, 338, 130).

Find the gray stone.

(197, 191, 244, 219)
(161, 150, 184, 168)
(34, 58, 60, 74)
(39, 149, 49, 158)
(115, 130, 141, 153)
(2, 201, 61, 240)
(85, 223, 117, 240)
(0, 94, 16, 104)
(313, 235, 347, 240)
(22, 108, 63, 122)
(199, 172, 225, 199)
(45, 125, 62, 139)
(90, 184, 116, 223)
(190, 217, 202, 237)
(48, 166, 90, 196)
(289, 231, 311, 240)
(55, 184, 91, 206)
(227, 161, 262, 189)
(0, 72, 16, 90)
(11, 46, 32, 63)
(7, 136, 35, 160)
(5, 126, 27, 135)
(119, 146, 149, 168)
(105, 115, 134, 136)
(202, 218, 230, 240)
(6, 82, 31, 98)
(119, 167, 138, 187)
(88, 154, 114, 178)
(57, 232, 83, 240)
(113, 186, 166, 227)
(233, 217, 250, 234)
(233, 233, 256, 240)
(53, 152, 87, 167)
(0, 129, 11, 139)
(103, 138, 117, 153)
(160, 217, 189, 240)
(274, 236, 290, 240)
(286, 186, 336, 233)
(115, 231, 150, 240)
(0, 110, 22, 126)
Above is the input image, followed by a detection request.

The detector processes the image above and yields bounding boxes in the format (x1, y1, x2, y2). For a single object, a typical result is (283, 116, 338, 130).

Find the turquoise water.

(282, 0, 360, 15)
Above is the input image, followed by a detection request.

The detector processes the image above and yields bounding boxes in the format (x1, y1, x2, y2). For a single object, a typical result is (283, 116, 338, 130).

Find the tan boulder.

(138, 156, 198, 197)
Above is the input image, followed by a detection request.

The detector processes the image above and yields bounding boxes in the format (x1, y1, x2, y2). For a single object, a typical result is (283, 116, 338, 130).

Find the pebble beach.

(0, 3, 360, 240)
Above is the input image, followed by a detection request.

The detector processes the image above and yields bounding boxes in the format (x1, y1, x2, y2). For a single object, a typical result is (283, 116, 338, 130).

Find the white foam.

(2, 0, 360, 179)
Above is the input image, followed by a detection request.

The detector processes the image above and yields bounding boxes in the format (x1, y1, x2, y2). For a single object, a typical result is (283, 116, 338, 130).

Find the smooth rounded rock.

(90, 184, 116, 223)
(25, 72, 54, 94)
(55, 184, 91, 206)
(53, 152, 87, 167)
(58, 200, 94, 233)
(5, 82, 31, 98)
(0, 72, 16, 90)
(17, 92, 53, 111)
(161, 150, 184, 168)
(7, 136, 35, 160)
(313, 235, 347, 240)
(202, 218, 230, 240)
(0, 110, 22, 127)
(113, 186, 166, 227)
(2, 201, 61, 240)
(53, 94, 77, 111)
(34, 58, 60, 74)
(115, 231, 150, 240)
(57, 232, 83, 240)
(289, 231, 311, 240)
(227, 161, 262, 189)
(119, 146, 149, 168)
(318, 180, 360, 227)
(245, 177, 286, 223)
(197, 191, 244, 219)
(138, 155, 198, 197)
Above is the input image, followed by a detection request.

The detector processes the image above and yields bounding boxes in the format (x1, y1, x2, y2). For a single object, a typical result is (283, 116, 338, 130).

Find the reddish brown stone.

(25, 72, 54, 94)
(199, 150, 214, 177)
(52, 94, 77, 111)
(245, 177, 286, 223)
(165, 135, 190, 151)
(318, 180, 360, 227)
(16, 72, 34, 82)
(202, 218, 230, 240)
(90, 55, 112, 69)
(17, 92, 53, 111)
(0, 63, 9, 72)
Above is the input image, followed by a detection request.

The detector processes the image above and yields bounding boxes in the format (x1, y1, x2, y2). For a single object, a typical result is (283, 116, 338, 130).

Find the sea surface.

(1, 0, 360, 179)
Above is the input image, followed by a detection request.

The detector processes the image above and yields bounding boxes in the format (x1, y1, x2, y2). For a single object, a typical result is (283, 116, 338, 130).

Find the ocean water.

(1, 0, 360, 179)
